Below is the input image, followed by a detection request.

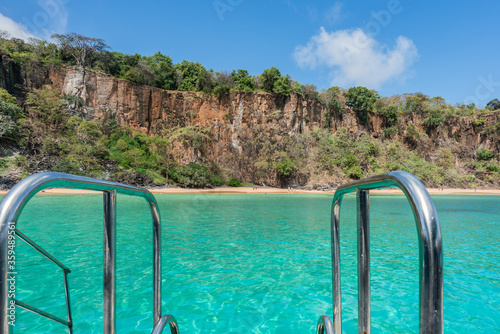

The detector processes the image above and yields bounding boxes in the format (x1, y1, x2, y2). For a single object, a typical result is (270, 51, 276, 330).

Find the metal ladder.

(12, 229, 73, 332)
(316, 171, 443, 334)
(0, 172, 174, 333)
(1, 171, 442, 333)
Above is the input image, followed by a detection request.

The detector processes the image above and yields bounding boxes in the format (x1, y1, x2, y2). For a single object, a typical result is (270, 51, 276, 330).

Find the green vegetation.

(227, 178, 243, 187)
(51, 32, 109, 72)
(260, 67, 281, 93)
(248, 125, 489, 187)
(486, 98, 500, 110)
(476, 149, 494, 161)
(0, 31, 498, 189)
(0, 32, 304, 97)
(231, 69, 254, 91)
(0, 30, 495, 126)
(481, 122, 500, 137)
(346, 86, 378, 125)
(0, 86, 227, 186)
(312, 127, 448, 185)
(169, 163, 223, 187)
(276, 158, 296, 177)
(319, 86, 344, 128)
(0, 89, 24, 141)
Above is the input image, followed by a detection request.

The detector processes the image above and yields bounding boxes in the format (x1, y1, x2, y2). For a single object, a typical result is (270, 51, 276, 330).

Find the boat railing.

(13, 229, 73, 332)
(318, 170, 443, 334)
(0, 172, 165, 333)
(1, 171, 443, 333)
(315, 315, 334, 334)
(151, 314, 179, 334)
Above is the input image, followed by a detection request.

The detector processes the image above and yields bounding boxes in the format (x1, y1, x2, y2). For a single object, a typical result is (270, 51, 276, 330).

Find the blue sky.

(1, 0, 499, 106)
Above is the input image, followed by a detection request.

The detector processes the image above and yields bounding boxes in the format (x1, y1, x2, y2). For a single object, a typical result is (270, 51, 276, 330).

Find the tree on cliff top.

(174, 60, 210, 91)
(487, 99, 500, 110)
(346, 86, 378, 125)
(231, 69, 254, 91)
(260, 67, 281, 92)
(52, 32, 109, 72)
(319, 87, 345, 128)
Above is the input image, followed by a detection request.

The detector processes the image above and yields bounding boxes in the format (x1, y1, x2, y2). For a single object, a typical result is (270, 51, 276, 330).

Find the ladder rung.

(14, 299, 71, 328)
(15, 229, 71, 273)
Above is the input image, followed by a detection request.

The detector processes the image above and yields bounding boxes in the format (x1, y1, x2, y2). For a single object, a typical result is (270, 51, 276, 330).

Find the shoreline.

(1, 186, 499, 196)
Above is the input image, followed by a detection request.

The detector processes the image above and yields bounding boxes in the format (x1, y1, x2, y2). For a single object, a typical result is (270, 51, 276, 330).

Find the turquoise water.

(2, 193, 499, 333)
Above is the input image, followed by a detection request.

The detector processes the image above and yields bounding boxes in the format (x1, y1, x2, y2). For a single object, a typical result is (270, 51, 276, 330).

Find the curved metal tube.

(316, 315, 334, 334)
(152, 314, 179, 334)
(0, 172, 162, 333)
(331, 171, 443, 334)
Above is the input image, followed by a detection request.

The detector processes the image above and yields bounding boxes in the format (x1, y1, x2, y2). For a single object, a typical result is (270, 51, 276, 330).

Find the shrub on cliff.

(169, 163, 223, 187)
(423, 106, 446, 128)
(231, 69, 254, 91)
(276, 158, 296, 177)
(273, 75, 292, 96)
(25, 86, 66, 134)
(227, 178, 243, 187)
(476, 149, 494, 161)
(174, 60, 210, 92)
(0, 90, 24, 141)
(0, 89, 16, 104)
(260, 67, 281, 93)
(346, 86, 378, 125)
(486, 98, 500, 110)
(213, 71, 233, 96)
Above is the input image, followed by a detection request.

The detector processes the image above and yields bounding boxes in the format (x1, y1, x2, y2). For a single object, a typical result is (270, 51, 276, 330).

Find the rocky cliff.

(1, 55, 499, 188)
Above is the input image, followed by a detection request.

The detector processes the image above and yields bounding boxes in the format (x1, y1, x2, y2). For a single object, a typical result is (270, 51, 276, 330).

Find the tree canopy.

(51, 32, 109, 71)
(346, 86, 378, 124)
(260, 67, 281, 93)
(487, 98, 500, 110)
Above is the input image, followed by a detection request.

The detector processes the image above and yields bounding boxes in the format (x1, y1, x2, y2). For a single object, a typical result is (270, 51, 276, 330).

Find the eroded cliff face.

(8, 65, 367, 184)
(1, 59, 498, 187)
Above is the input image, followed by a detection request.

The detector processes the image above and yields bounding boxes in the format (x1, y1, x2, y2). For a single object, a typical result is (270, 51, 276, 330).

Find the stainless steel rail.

(151, 314, 180, 334)
(330, 171, 443, 334)
(13, 299, 70, 327)
(14, 228, 73, 333)
(14, 229, 71, 272)
(316, 315, 334, 334)
(0, 172, 163, 333)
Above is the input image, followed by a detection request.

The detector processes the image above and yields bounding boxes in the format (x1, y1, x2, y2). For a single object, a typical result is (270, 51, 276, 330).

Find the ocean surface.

(1, 193, 498, 333)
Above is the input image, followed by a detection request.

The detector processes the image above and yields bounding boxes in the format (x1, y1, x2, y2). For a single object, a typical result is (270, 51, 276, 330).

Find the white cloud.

(37, 0, 69, 34)
(294, 27, 418, 89)
(0, 12, 37, 40)
(0, 1, 68, 42)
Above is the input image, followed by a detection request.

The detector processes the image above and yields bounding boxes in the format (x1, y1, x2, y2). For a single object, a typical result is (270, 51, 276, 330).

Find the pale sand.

(1, 186, 499, 196)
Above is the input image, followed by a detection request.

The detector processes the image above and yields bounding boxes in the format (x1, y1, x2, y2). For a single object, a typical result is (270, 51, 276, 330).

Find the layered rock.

(1, 56, 498, 186)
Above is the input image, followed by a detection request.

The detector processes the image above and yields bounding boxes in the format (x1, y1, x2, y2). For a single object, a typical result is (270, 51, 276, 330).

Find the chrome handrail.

(151, 314, 180, 334)
(13, 299, 71, 328)
(330, 171, 443, 334)
(14, 228, 73, 333)
(316, 315, 334, 334)
(0, 172, 163, 333)
(15, 229, 71, 273)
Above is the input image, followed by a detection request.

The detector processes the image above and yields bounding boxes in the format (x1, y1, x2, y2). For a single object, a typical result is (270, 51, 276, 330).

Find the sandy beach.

(1, 186, 499, 196)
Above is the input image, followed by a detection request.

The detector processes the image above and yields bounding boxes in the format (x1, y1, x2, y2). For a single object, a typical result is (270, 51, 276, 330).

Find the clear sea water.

(1, 193, 499, 333)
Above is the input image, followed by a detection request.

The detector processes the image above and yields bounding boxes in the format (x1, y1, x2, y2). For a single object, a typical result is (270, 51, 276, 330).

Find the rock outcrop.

(1, 55, 498, 187)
